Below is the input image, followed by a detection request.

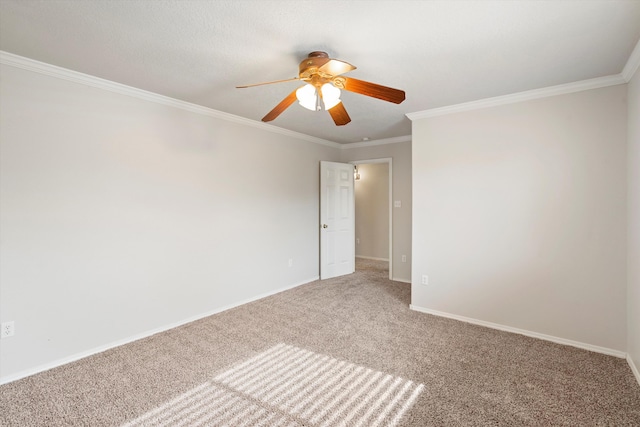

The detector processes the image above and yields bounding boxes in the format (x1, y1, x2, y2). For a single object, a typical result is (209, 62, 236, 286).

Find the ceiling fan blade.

(338, 76, 405, 104)
(328, 102, 351, 126)
(261, 90, 298, 122)
(318, 59, 356, 76)
(236, 77, 300, 88)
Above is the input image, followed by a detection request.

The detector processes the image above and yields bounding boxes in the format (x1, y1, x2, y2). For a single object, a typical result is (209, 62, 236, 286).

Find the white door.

(320, 161, 355, 279)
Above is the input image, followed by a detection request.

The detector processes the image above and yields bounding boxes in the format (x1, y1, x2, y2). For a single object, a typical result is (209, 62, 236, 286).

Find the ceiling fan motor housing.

(299, 51, 332, 80)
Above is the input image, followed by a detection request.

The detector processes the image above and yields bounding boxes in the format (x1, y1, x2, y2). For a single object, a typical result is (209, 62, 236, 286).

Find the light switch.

(394, 200, 401, 208)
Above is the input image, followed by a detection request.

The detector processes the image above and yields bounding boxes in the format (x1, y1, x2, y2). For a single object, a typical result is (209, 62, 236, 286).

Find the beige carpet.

(1, 259, 639, 426)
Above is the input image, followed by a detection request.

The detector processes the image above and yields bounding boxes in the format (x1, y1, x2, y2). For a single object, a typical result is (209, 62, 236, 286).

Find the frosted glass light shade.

(296, 84, 317, 111)
(321, 83, 341, 110)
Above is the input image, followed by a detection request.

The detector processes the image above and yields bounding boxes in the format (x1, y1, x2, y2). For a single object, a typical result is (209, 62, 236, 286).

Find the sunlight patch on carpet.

(122, 343, 423, 426)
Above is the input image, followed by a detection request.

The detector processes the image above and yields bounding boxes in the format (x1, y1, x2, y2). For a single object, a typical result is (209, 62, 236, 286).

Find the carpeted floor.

(1, 259, 639, 426)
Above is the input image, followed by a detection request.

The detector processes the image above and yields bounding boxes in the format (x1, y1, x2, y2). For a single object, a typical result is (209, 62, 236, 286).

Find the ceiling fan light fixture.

(321, 83, 341, 110)
(296, 84, 317, 111)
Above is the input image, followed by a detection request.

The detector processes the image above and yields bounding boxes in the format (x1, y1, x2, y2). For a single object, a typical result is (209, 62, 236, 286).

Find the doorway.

(319, 161, 356, 280)
(351, 158, 393, 280)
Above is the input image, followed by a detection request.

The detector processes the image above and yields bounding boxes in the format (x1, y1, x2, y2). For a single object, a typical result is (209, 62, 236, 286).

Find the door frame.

(350, 157, 393, 281)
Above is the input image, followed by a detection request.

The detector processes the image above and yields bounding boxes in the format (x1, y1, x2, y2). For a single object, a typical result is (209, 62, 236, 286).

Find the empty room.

(1, 1, 639, 425)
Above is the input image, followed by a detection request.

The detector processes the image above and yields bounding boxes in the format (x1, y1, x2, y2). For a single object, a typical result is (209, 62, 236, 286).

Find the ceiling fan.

(237, 51, 406, 126)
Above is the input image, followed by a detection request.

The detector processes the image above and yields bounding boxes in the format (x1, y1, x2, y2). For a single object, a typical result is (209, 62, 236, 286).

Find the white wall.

(342, 141, 412, 282)
(355, 163, 389, 260)
(411, 85, 628, 351)
(628, 67, 640, 373)
(0, 63, 340, 380)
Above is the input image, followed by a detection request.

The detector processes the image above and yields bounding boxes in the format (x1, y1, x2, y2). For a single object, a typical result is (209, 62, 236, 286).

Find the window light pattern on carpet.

(122, 343, 424, 426)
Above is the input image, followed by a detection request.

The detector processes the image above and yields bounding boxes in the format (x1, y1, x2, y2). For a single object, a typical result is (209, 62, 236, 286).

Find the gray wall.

(411, 85, 628, 351)
(0, 63, 341, 380)
(342, 141, 412, 282)
(355, 163, 389, 260)
(628, 67, 640, 374)
(5, 50, 636, 384)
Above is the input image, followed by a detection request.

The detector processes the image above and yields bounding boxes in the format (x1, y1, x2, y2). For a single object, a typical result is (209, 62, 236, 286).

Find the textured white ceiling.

(1, 0, 639, 144)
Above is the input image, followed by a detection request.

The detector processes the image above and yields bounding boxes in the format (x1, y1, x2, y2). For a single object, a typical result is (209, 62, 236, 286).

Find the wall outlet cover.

(1, 321, 15, 338)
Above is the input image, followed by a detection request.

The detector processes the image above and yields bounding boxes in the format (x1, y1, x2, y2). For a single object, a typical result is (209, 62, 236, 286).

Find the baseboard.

(392, 277, 411, 284)
(0, 276, 319, 385)
(356, 256, 389, 261)
(628, 355, 640, 386)
(409, 305, 627, 359)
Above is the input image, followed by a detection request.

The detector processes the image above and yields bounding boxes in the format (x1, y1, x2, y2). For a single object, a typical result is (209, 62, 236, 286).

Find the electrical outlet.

(288, 258, 293, 267)
(1, 321, 15, 338)
(356, 238, 360, 245)
(402, 255, 407, 262)
(421, 275, 429, 285)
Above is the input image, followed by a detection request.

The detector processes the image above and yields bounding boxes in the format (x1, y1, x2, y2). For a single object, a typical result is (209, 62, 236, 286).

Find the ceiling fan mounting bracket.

(307, 51, 330, 58)
(331, 76, 346, 89)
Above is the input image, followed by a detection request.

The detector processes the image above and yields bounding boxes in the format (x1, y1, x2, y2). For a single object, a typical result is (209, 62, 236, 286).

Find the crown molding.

(622, 38, 640, 82)
(340, 134, 411, 150)
(0, 51, 341, 149)
(4, 48, 635, 147)
(406, 74, 627, 121)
